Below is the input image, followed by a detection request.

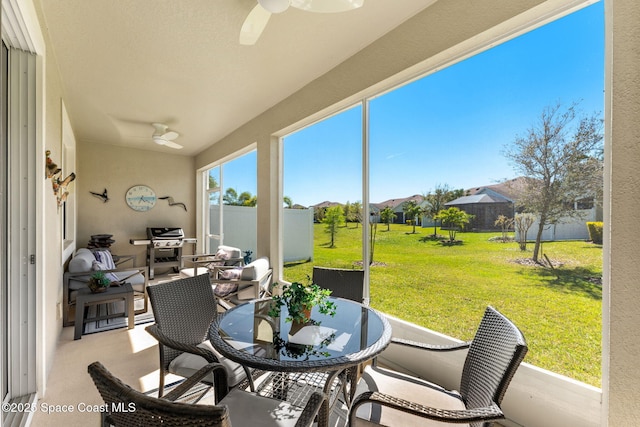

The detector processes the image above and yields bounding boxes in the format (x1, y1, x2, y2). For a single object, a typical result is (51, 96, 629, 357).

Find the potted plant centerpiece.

(87, 271, 111, 293)
(269, 279, 337, 335)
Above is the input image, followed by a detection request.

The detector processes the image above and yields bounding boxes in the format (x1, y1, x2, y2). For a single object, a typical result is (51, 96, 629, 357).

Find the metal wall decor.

(45, 149, 76, 207)
(158, 196, 187, 211)
(90, 189, 109, 203)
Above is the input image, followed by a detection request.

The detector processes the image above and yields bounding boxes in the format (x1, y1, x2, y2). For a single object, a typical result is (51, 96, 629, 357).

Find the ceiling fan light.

(258, 0, 290, 14)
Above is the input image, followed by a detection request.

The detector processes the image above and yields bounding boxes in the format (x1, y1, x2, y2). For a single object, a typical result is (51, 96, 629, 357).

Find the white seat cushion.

(241, 257, 270, 280)
(180, 267, 210, 278)
(168, 340, 246, 387)
(353, 364, 469, 427)
(219, 388, 307, 427)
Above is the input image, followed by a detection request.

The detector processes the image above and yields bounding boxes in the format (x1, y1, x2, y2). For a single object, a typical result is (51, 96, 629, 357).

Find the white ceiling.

(38, 0, 435, 156)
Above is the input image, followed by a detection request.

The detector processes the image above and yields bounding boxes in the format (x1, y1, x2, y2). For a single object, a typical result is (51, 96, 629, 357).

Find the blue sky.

(225, 2, 604, 207)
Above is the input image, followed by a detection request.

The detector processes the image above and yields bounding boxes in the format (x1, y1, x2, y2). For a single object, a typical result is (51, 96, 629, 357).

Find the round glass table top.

(209, 297, 392, 371)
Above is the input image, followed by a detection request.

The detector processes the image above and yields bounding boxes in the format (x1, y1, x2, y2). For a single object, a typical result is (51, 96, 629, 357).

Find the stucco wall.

(76, 142, 196, 266)
(35, 0, 68, 388)
(604, 0, 640, 424)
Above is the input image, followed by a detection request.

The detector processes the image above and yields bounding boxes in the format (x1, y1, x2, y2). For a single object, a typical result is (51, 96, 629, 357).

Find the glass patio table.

(208, 297, 392, 427)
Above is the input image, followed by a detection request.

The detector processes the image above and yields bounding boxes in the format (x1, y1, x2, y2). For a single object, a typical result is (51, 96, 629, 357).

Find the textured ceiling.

(38, 0, 434, 155)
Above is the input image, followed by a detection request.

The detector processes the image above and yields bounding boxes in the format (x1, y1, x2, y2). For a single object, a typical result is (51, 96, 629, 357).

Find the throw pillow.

(219, 268, 242, 280)
(214, 282, 239, 298)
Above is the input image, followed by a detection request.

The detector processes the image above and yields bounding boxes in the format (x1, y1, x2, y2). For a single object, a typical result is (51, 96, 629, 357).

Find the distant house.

(444, 177, 602, 240)
(445, 188, 515, 231)
(371, 194, 424, 224)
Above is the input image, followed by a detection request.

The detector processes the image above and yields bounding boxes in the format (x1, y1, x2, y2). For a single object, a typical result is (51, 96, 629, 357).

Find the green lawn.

(283, 223, 602, 387)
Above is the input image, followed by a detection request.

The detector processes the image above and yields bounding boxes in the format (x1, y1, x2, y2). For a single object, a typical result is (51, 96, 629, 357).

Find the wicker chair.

(145, 274, 252, 398)
(88, 361, 326, 427)
(311, 266, 364, 302)
(350, 306, 528, 427)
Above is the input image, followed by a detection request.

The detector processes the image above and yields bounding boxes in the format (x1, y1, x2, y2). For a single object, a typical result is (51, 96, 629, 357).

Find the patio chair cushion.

(168, 340, 246, 387)
(241, 257, 270, 280)
(214, 281, 239, 298)
(353, 364, 469, 427)
(220, 388, 308, 427)
(218, 245, 242, 260)
(219, 268, 242, 280)
(68, 248, 96, 273)
(91, 250, 120, 281)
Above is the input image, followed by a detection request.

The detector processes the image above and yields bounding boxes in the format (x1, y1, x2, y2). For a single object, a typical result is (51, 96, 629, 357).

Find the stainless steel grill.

(130, 227, 195, 279)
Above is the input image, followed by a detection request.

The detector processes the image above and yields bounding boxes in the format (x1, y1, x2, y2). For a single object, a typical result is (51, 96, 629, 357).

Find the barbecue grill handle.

(129, 239, 151, 245)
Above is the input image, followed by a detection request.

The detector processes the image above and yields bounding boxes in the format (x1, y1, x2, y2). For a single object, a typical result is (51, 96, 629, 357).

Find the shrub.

(586, 222, 603, 244)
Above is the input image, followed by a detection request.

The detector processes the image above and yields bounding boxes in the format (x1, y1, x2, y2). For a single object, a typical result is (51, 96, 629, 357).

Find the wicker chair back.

(460, 306, 528, 427)
(147, 274, 217, 370)
(88, 361, 229, 427)
(312, 266, 365, 303)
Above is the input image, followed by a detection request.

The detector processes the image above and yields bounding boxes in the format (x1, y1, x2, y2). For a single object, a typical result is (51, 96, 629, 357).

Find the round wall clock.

(125, 185, 157, 212)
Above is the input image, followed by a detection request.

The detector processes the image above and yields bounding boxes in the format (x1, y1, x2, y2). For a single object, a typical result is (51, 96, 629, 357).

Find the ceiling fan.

(151, 123, 183, 149)
(240, 0, 364, 45)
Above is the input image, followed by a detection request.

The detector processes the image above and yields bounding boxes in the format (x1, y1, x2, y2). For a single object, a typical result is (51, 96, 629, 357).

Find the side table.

(74, 283, 134, 340)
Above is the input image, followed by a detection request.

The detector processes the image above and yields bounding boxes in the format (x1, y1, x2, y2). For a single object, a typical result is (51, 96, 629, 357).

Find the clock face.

(126, 185, 157, 212)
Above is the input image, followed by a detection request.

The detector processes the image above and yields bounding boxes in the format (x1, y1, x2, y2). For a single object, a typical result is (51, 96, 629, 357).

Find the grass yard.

(283, 223, 602, 387)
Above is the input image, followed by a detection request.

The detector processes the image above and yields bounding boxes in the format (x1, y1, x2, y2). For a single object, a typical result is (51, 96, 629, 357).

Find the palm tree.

(403, 200, 422, 234)
(379, 206, 396, 231)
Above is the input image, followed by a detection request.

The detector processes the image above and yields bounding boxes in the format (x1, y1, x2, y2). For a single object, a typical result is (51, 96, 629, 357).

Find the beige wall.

(604, 0, 640, 423)
(36, 0, 67, 387)
(76, 142, 196, 266)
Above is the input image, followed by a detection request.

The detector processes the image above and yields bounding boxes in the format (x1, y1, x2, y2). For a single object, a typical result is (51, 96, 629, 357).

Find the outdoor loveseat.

(63, 248, 148, 327)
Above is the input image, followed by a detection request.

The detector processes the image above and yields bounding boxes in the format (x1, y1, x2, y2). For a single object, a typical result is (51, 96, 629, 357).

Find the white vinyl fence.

(211, 206, 314, 262)
(515, 208, 600, 242)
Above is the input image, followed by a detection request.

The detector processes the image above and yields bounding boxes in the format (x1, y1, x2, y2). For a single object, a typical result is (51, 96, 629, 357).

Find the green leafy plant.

(87, 271, 111, 293)
(269, 279, 337, 324)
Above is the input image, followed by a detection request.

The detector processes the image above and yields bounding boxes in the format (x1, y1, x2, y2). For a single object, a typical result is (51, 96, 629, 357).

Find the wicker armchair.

(145, 274, 252, 398)
(312, 266, 364, 302)
(88, 361, 326, 427)
(350, 306, 528, 427)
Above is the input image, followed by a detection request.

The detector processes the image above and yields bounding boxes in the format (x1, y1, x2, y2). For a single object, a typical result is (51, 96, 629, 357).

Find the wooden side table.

(74, 283, 134, 340)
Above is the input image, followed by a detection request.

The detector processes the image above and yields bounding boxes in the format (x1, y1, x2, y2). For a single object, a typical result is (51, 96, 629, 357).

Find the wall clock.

(125, 185, 157, 212)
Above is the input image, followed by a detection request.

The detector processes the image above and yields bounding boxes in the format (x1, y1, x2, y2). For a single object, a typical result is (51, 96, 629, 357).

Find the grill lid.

(147, 227, 184, 239)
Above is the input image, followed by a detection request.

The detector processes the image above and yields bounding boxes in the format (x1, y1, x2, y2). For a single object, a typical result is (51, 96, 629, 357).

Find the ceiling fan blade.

(163, 130, 179, 140)
(153, 136, 183, 149)
(162, 139, 183, 149)
(290, 0, 363, 13)
(240, 4, 272, 45)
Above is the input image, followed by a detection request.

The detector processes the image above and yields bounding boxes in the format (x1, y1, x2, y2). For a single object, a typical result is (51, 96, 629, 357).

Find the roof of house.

(311, 201, 343, 209)
(466, 177, 530, 201)
(446, 187, 514, 206)
(372, 194, 424, 210)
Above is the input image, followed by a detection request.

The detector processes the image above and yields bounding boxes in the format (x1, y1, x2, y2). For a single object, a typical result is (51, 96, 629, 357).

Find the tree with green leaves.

(343, 202, 352, 227)
(435, 207, 473, 242)
(223, 188, 239, 205)
(350, 201, 363, 228)
(379, 206, 396, 231)
(403, 200, 422, 234)
(238, 191, 256, 206)
(323, 206, 345, 248)
(503, 102, 603, 262)
(422, 184, 464, 237)
(283, 196, 293, 208)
